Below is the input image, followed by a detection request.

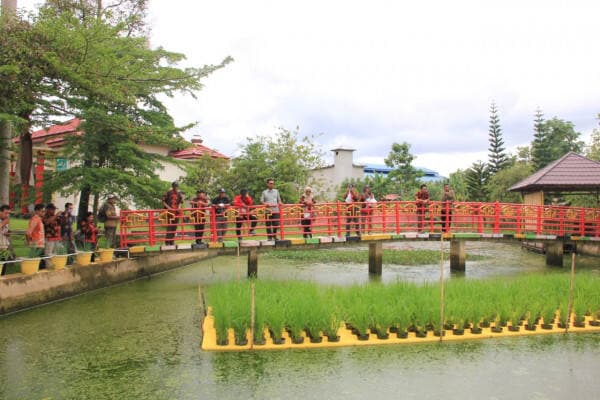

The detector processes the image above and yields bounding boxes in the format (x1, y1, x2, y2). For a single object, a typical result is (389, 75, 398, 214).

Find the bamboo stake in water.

(250, 282, 255, 350)
(439, 235, 445, 342)
(565, 251, 576, 333)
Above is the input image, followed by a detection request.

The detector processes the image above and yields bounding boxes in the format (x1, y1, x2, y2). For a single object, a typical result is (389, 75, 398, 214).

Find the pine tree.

(465, 161, 490, 202)
(531, 108, 548, 170)
(487, 102, 508, 174)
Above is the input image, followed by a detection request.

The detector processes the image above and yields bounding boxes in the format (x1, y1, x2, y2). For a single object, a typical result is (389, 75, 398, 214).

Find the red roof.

(170, 143, 229, 160)
(22, 118, 228, 160)
(30, 118, 83, 142)
(509, 152, 600, 192)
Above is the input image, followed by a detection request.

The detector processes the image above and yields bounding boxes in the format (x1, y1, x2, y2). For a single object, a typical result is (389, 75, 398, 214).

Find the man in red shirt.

(42, 203, 62, 256)
(233, 189, 257, 241)
(415, 184, 430, 231)
(162, 181, 183, 245)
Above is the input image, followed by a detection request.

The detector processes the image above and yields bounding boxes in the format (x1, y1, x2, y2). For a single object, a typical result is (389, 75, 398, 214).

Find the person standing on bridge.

(261, 178, 282, 241)
(163, 181, 183, 245)
(415, 184, 429, 232)
(299, 186, 315, 238)
(190, 189, 210, 244)
(440, 183, 455, 233)
(234, 189, 258, 241)
(343, 184, 361, 237)
(212, 188, 231, 242)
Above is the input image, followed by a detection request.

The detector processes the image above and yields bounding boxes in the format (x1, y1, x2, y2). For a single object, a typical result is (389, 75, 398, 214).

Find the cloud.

(17, 0, 600, 177)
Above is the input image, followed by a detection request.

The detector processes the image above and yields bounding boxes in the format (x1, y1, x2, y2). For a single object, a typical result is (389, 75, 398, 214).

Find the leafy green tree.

(587, 125, 600, 161)
(34, 2, 231, 216)
(465, 161, 490, 202)
(384, 142, 422, 198)
(226, 127, 325, 202)
(486, 162, 532, 202)
(531, 112, 583, 170)
(181, 154, 231, 199)
(487, 102, 509, 174)
(448, 170, 468, 201)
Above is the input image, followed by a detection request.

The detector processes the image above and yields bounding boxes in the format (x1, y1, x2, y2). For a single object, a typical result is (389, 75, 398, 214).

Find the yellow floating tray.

(287, 238, 306, 245)
(360, 234, 392, 241)
(129, 246, 145, 254)
(201, 314, 600, 351)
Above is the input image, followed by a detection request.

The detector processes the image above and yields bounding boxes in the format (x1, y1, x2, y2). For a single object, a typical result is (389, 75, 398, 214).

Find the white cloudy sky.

(20, 0, 600, 176)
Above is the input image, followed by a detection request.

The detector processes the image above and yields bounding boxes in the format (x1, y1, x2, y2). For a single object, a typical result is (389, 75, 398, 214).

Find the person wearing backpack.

(100, 194, 119, 248)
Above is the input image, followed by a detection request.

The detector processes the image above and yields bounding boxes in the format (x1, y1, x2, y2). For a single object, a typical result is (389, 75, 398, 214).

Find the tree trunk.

(0, 0, 17, 206)
(0, 121, 11, 205)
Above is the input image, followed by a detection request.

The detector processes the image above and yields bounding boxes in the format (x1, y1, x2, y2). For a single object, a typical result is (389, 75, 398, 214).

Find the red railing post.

(516, 206, 522, 235)
(148, 210, 155, 246)
(536, 205, 542, 235)
(579, 208, 585, 237)
(493, 202, 500, 234)
(395, 202, 401, 234)
(279, 204, 285, 240)
(477, 203, 483, 234)
(210, 208, 217, 242)
(120, 212, 128, 247)
(336, 202, 343, 237)
(558, 208, 565, 237)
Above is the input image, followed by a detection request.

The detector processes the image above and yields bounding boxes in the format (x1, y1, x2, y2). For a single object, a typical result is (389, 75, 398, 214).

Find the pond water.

(1, 242, 599, 399)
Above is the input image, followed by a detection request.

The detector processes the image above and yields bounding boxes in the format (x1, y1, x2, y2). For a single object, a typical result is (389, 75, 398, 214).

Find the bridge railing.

(118, 201, 600, 247)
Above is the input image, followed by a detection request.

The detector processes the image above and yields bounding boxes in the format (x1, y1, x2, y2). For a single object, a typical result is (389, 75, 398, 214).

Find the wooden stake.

(439, 234, 445, 342)
(250, 282, 255, 350)
(565, 251, 576, 333)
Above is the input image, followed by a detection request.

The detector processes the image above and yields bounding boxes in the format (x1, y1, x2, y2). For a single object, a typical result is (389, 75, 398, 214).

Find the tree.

(586, 124, 600, 161)
(226, 127, 325, 202)
(487, 102, 509, 174)
(531, 111, 584, 170)
(465, 161, 490, 202)
(531, 108, 549, 170)
(26, 2, 231, 216)
(384, 142, 422, 198)
(486, 162, 533, 203)
(181, 154, 231, 198)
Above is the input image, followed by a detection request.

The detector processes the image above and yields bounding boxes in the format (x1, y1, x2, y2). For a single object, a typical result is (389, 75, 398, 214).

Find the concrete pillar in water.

(369, 242, 382, 275)
(545, 242, 564, 267)
(450, 240, 465, 272)
(248, 248, 258, 277)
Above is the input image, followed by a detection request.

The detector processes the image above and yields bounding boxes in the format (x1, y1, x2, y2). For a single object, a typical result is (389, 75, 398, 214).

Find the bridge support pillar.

(450, 240, 465, 272)
(248, 249, 258, 277)
(368, 242, 382, 275)
(545, 242, 563, 267)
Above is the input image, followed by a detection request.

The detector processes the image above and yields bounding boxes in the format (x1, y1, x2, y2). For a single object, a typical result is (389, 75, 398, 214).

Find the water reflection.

(1, 242, 599, 399)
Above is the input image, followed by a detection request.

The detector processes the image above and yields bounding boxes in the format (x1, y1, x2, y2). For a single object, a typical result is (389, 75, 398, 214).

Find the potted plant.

(75, 242, 95, 266)
(97, 247, 115, 263)
(49, 244, 68, 270)
(20, 247, 43, 275)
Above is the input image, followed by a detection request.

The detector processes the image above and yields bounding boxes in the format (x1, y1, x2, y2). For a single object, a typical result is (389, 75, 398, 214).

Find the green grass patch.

(264, 248, 487, 265)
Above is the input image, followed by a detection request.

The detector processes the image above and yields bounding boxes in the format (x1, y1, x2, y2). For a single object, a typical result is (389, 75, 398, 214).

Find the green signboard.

(56, 158, 68, 171)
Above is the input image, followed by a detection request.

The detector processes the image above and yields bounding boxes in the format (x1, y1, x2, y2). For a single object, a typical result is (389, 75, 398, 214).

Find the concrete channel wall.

(0, 251, 215, 316)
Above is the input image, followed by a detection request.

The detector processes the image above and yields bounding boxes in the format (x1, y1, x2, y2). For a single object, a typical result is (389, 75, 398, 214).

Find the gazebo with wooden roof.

(509, 152, 600, 206)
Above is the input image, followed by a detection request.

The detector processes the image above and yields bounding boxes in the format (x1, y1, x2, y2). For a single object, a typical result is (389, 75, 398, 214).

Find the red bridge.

(120, 201, 600, 246)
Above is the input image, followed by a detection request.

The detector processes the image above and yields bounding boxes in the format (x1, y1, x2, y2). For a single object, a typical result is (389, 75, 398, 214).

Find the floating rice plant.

(204, 272, 600, 347)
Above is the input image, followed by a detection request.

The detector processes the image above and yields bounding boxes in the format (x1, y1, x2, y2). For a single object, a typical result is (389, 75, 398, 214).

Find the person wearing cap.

(299, 187, 316, 238)
(57, 203, 76, 255)
(260, 178, 283, 240)
(42, 203, 62, 257)
(342, 184, 361, 237)
(163, 181, 183, 245)
(0, 204, 14, 275)
(361, 185, 377, 234)
(100, 194, 120, 248)
(190, 189, 210, 244)
(233, 189, 258, 240)
(211, 188, 231, 242)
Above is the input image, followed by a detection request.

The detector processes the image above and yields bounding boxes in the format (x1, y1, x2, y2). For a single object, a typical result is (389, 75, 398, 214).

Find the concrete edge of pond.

(0, 250, 218, 316)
